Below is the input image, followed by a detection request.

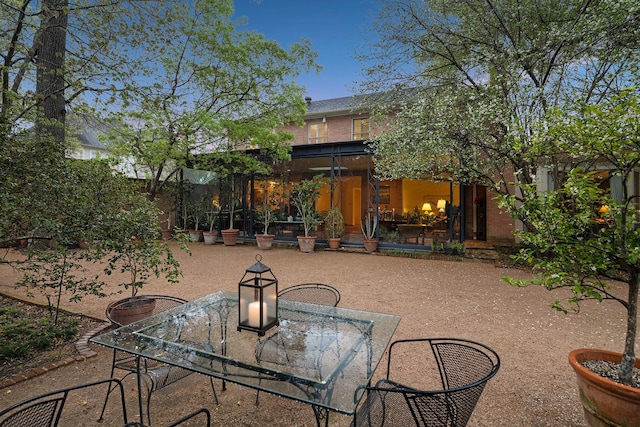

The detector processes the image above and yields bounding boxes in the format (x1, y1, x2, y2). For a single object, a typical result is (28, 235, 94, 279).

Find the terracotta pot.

(568, 348, 640, 427)
(221, 229, 239, 246)
(256, 234, 275, 250)
(203, 231, 218, 245)
(107, 296, 156, 326)
(160, 229, 173, 240)
(327, 237, 341, 249)
(296, 236, 316, 253)
(363, 238, 378, 253)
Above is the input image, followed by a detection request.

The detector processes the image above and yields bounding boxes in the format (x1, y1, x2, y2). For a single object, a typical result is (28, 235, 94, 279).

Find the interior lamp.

(437, 199, 447, 215)
(238, 255, 279, 336)
(421, 203, 432, 213)
(599, 205, 610, 214)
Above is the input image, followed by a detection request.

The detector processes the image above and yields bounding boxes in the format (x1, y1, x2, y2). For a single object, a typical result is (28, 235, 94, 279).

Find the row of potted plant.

(171, 174, 381, 254)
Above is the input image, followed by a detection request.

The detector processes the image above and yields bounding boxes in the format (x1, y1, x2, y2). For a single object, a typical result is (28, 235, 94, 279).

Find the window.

(308, 123, 325, 144)
(353, 118, 369, 140)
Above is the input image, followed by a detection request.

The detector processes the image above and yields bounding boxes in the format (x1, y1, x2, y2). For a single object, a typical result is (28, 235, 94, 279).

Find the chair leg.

(99, 350, 119, 421)
(210, 377, 219, 405)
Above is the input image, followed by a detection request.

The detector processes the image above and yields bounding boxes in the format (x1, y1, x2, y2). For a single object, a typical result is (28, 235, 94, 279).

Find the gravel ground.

(0, 241, 636, 426)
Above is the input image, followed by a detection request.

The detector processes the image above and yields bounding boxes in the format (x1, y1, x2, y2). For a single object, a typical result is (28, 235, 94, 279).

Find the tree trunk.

(35, 0, 69, 146)
(620, 267, 638, 386)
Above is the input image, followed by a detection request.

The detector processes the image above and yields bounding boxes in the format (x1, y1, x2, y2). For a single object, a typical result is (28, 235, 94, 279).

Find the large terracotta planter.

(221, 229, 239, 246)
(107, 296, 156, 326)
(296, 236, 317, 253)
(256, 234, 275, 250)
(203, 231, 218, 245)
(568, 348, 640, 427)
(363, 238, 378, 253)
(327, 237, 341, 249)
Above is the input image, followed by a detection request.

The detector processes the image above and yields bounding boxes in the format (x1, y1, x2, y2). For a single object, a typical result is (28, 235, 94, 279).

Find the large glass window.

(353, 118, 369, 140)
(308, 123, 325, 144)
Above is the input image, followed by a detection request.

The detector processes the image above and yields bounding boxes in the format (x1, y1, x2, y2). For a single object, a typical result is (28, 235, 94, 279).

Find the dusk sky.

(233, 0, 378, 101)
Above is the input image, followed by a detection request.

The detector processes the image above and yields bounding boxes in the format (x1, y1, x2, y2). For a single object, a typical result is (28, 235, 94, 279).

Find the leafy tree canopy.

(359, 0, 640, 204)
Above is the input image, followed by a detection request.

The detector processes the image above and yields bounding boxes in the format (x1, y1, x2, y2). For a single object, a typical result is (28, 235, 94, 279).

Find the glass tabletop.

(91, 291, 401, 415)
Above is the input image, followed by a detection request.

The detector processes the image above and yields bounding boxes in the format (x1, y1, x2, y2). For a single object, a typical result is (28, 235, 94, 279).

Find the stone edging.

(0, 294, 112, 390)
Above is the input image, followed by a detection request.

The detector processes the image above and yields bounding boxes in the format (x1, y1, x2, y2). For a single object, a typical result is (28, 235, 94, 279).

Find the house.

(236, 94, 518, 250)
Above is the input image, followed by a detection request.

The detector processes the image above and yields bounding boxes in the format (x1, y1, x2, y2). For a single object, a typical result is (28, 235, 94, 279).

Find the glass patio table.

(91, 291, 401, 426)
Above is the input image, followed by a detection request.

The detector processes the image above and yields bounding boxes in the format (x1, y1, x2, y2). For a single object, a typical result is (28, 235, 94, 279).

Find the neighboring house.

(68, 119, 109, 160)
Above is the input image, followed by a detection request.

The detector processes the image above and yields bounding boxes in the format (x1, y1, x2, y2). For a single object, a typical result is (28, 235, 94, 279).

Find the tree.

(501, 90, 640, 386)
(359, 0, 640, 219)
(5, 159, 185, 322)
(103, 0, 320, 201)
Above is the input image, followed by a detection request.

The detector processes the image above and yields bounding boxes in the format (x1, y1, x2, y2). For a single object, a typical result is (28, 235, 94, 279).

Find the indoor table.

(91, 291, 401, 426)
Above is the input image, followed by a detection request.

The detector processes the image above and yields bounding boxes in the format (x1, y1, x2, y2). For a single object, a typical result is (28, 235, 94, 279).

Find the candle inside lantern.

(248, 301, 267, 327)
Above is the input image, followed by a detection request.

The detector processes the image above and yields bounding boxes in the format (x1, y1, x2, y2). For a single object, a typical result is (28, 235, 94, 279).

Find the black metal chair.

(254, 283, 340, 405)
(352, 338, 500, 427)
(165, 408, 211, 427)
(0, 377, 211, 427)
(278, 283, 341, 307)
(0, 378, 128, 427)
(126, 408, 212, 427)
(101, 295, 218, 426)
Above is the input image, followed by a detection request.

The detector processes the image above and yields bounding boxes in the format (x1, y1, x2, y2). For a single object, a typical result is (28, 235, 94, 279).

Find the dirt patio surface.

(0, 241, 634, 426)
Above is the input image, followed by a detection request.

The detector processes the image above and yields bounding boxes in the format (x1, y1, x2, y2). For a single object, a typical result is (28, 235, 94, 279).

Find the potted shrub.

(360, 211, 378, 253)
(501, 91, 640, 426)
(188, 196, 209, 242)
(203, 199, 220, 245)
(89, 201, 188, 325)
(221, 178, 241, 246)
(289, 175, 327, 253)
(254, 180, 282, 250)
(324, 207, 344, 249)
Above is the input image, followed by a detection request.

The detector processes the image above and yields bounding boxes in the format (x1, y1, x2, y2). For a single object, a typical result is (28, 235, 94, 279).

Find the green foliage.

(102, 0, 320, 202)
(361, 0, 640, 215)
(288, 175, 328, 237)
(500, 90, 640, 386)
(360, 212, 378, 239)
(0, 307, 78, 358)
(1, 146, 186, 317)
(255, 180, 283, 235)
(324, 207, 345, 239)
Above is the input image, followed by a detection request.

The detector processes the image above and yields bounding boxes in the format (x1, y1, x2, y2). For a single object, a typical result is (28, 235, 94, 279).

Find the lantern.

(238, 254, 278, 335)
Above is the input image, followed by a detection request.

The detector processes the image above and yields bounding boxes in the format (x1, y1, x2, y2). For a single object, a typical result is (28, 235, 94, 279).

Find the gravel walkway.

(1, 241, 634, 426)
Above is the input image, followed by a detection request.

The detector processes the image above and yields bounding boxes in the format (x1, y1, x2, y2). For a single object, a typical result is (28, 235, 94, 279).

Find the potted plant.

(324, 207, 344, 249)
(203, 199, 220, 245)
(255, 180, 282, 250)
(188, 196, 209, 242)
(360, 211, 378, 253)
(221, 178, 241, 246)
(94, 203, 187, 325)
(288, 175, 327, 253)
(501, 91, 640, 426)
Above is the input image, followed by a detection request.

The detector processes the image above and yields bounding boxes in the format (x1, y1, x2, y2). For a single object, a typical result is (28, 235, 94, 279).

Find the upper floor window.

(308, 122, 325, 144)
(353, 118, 369, 140)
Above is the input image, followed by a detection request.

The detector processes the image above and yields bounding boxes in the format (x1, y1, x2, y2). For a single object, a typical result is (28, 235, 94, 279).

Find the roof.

(304, 94, 368, 118)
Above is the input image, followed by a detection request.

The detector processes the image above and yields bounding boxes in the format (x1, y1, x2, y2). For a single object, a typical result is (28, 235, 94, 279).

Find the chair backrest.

(106, 295, 188, 327)
(166, 408, 211, 427)
(354, 338, 500, 427)
(0, 378, 128, 427)
(278, 283, 340, 307)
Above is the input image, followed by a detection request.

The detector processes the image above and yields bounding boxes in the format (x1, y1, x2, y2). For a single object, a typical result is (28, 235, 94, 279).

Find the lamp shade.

(599, 205, 610, 214)
(421, 203, 432, 212)
(437, 199, 447, 210)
